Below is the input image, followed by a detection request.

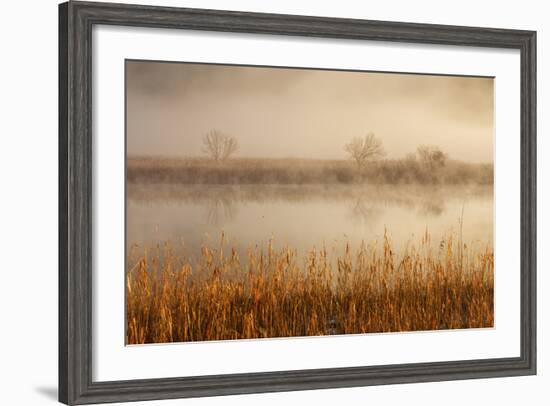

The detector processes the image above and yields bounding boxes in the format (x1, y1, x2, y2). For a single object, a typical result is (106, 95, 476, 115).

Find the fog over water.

(127, 61, 494, 163)
(126, 61, 494, 261)
(124, 61, 495, 343)
(127, 184, 493, 265)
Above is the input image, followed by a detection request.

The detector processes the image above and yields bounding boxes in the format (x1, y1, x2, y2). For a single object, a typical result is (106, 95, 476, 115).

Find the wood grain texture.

(58, 1, 537, 404)
(58, 2, 69, 404)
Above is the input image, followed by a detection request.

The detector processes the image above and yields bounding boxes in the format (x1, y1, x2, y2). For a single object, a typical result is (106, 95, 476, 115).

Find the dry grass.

(126, 231, 493, 344)
(127, 157, 493, 186)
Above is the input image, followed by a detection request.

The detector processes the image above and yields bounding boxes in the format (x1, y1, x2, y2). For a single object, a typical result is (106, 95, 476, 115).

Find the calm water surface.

(127, 184, 493, 265)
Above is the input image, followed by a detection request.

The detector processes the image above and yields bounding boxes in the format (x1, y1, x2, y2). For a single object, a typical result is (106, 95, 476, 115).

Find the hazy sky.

(126, 61, 494, 163)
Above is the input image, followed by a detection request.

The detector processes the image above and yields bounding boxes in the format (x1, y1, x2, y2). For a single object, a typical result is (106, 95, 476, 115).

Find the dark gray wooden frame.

(59, 1, 537, 404)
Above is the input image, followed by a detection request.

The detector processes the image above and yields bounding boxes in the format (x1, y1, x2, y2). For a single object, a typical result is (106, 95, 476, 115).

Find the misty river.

(126, 183, 493, 265)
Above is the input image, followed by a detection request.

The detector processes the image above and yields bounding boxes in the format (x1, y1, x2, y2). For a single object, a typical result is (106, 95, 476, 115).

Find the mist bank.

(127, 157, 493, 186)
(127, 183, 492, 205)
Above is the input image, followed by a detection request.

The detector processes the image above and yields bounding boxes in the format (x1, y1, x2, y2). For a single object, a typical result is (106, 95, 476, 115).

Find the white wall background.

(0, 0, 546, 405)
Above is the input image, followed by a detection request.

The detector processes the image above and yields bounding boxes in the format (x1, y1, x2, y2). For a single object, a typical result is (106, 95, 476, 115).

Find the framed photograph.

(59, 1, 536, 404)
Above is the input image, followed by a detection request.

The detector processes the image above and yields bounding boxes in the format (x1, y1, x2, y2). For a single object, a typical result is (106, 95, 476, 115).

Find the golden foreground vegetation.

(126, 232, 493, 344)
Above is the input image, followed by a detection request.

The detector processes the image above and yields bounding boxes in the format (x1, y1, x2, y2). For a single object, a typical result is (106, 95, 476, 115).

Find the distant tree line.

(202, 129, 448, 171)
(342, 132, 450, 183)
(159, 128, 487, 185)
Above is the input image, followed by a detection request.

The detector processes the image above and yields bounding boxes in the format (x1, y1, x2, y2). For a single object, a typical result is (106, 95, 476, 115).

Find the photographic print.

(125, 60, 494, 345)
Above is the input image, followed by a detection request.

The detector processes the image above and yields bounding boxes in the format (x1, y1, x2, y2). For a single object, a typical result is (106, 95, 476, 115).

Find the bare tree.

(344, 132, 385, 172)
(416, 145, 447, 170)
(202, 130, 239, 162)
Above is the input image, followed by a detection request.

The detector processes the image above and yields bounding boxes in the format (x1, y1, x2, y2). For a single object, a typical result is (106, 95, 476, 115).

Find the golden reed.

(126, 231, 493, 344)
